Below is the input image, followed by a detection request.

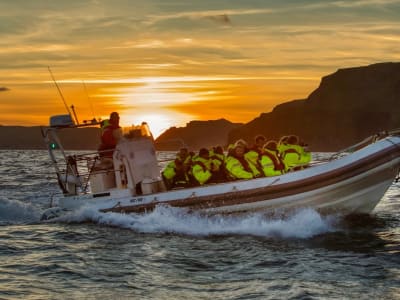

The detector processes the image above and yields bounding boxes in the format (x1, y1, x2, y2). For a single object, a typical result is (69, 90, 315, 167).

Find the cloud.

(145, 8, 273, 26)
(0, 87, 10, 92)
(205, 14, 231, 25)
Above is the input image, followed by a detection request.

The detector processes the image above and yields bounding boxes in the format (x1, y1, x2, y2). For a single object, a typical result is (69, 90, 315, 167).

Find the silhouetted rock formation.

(228, 62, 400, 151)
(155, 119, 243, 151)
(0, 126, 100, 150)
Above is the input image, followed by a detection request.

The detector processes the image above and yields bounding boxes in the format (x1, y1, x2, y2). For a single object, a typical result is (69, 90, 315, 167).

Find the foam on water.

(53, 204, 336, 239)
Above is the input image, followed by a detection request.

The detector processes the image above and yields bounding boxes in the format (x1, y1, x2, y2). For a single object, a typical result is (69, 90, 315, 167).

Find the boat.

(40, 114, 400, 221)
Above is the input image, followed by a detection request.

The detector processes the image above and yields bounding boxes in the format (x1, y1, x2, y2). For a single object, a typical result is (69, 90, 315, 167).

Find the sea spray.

(53, 204, 337, 239)
(0, 198, 42, 224)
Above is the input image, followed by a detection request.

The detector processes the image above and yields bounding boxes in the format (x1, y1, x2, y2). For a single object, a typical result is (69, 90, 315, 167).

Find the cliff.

(155, 119, 243, 150)
(228, 62, 400, 151)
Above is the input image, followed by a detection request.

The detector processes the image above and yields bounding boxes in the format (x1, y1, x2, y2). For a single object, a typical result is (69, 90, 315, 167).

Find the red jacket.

(98, 124, 120, 157)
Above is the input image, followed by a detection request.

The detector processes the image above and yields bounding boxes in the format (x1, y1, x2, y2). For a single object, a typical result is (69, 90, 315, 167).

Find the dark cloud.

(205, 14, 231, 25)
(0, 87, 10, 92)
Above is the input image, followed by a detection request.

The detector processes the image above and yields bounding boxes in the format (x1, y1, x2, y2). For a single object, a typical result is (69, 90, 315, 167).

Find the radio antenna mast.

(70, 105, 79, 125)
(47, 66, 77, 124)
(82, 80, 96, 121)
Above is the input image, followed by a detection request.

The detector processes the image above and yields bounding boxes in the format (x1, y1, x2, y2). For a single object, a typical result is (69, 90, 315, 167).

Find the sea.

(0, 150, 399, 300)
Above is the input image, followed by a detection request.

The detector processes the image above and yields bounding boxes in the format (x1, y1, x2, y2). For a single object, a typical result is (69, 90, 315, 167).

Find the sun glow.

(122, 109, 194, 138)
(88, 74, 317, 137)
(103, 78, 202, 137)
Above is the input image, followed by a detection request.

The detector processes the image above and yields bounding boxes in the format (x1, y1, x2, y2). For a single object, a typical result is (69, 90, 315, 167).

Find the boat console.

(89, 123, 166, 195)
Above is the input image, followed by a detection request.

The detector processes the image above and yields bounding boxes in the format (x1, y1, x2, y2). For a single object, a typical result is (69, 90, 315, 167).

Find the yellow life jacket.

(210, 152, 225, 170)
(278, 143, 301, 171)
(244, 150, 262, 177)
(298, 145, 312, 167)
(225, 155, 253, 180)
(260, 149, 284, 176)
(162, 161, 176, 180)
(191, 157, 212, 185)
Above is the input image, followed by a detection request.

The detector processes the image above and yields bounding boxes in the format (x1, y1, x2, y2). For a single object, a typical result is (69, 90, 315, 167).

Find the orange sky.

(1, 1, 399, 137)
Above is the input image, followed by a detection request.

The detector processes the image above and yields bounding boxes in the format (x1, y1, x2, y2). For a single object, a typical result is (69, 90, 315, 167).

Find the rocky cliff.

(228, 62, 400, 151)
(155, 119, 243, 151)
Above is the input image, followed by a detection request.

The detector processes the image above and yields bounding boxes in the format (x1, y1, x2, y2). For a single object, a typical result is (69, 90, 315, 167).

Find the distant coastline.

(0, 126, 101, 150)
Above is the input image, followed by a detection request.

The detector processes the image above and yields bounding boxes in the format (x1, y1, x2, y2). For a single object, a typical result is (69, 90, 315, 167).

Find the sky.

(1, 0, 399, 137)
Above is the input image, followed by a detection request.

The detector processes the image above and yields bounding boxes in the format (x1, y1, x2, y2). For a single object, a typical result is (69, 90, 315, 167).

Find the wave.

(0, 198, 41, 225)
(52, 205, 337, 239)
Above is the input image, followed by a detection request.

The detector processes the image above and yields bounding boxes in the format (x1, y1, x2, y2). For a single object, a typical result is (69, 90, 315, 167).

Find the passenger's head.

(287, 135, 299, 145)
(199, 148, 209, 159)
(233, 142, 246, 157)
(278, 135, 289, 145)
(264, 140, 278, 151)
(109, 112, 120, 125)
(227, 144, 235, 156)
(213, 146, 224, 155)
(178, 147, 189, 158)
(235, 139, 248, 148)
(254, 135, 266, 147)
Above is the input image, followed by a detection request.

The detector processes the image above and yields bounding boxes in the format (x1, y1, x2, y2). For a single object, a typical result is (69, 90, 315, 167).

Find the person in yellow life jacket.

(244, 135, 266, 178)
(298, 140, 312, 168)
(226, 143, 236, 157)
(162, 160, 177, 190)
(278, 135, 302, 171)
(191, 148, 216, 185)
(260, 140, 285, 176)
(209, 145, 226, 182)
(225, 142, 255, 180)
(162, 147, 191, 190)
(282, 135, 312, 169)
(277, 135, 289, 154)
(162, 157, 189, 190)
(252, 135, 266, 153)
(176, 147, 192, 175)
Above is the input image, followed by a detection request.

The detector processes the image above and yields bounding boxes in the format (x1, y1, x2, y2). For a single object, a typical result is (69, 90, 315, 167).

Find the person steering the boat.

(98, 112, 122, 158)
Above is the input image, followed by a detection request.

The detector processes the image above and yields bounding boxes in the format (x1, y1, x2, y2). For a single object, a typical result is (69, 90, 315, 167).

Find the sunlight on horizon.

(98, 77, 221, 137)
(122, 109, 195, 138)
(98, 77, 203, 138)
(0, 73, 318, 130)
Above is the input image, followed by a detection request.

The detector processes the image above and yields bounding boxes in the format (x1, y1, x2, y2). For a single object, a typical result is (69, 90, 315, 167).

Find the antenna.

(70, 105, 79, 125)
(48, 66, 77, 125)
(82, 80, 97, 122)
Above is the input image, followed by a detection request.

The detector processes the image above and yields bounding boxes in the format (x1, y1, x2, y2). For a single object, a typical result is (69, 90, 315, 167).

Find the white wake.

(54, 204, 337, 239)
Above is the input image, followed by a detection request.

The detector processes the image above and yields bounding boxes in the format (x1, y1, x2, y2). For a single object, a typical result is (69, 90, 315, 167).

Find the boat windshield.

(121, 123, 153, 139)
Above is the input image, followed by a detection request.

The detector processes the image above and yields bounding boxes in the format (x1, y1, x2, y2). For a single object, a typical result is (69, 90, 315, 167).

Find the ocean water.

(0, 150, 399, 299)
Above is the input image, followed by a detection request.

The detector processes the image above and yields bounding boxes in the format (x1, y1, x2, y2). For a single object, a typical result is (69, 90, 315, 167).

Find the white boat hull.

(42, 135, 400, 220)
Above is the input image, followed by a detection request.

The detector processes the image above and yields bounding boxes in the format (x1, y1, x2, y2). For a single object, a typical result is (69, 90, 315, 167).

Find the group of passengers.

(162, 134, 311, 190)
